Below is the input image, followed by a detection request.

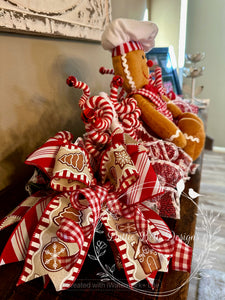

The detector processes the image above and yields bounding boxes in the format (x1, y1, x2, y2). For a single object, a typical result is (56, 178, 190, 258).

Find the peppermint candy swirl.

(86, 96, 113, 131)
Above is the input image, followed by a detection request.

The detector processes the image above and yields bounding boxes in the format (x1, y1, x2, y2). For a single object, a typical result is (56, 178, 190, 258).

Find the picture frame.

(145, 46, 182, 95)
(0, 0, 111, 41)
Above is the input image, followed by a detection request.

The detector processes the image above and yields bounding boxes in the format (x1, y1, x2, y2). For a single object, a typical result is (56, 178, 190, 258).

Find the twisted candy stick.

(83, 95, 114, 158)
(66, 76, 114, 132)
(84, 135, 106, 158)
(67, 76, 114, 158)
(109, 76, 142, 139)
(86, 95, 113, 132)
(153, 67, 184, 118)
(122, 113, 141, 139)
(66, 76, 90, 109)
(118, 97, 139, 115)
(110, 75, 123, 104)
(87, 129, 110, 146)
(99, 66, 115, 75)
(154, 67, 166, 96)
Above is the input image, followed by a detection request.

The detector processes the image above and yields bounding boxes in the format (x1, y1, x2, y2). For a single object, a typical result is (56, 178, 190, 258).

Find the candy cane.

(82, 95, 113, 158)
(118, 88, 126, 101)
(67, 76, 113, 158)
(118, 97, 138, 115)
(149, 73, 155, 85)
(66, 76, 90, 109)
(154, 67, 166, 95)
(108, 76, 144, 139)
(121, 110, 142, 140)
(88, 130, 110, 145)
(84, 137, 100, 158)
(110, 76, 136, 114)
(99, 66, 115, 75)
(110, 75, 123, 104)
(121, 118, 137, 139)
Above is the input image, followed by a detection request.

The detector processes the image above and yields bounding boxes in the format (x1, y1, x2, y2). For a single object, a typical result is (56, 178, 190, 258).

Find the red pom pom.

(81, 108, 95, 123)
(167, 90, 176, 100)
(66, 76, 76, 87)
(99, 67, 105, 74)
(112, 75, 123, 87)
(147, 60, 154, 68)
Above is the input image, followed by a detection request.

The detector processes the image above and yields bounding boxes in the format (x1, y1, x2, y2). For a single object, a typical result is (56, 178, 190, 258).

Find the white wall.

(112, 0, 147, 20)
(150, 0, 181, 66)
(185, 0, 225, 147)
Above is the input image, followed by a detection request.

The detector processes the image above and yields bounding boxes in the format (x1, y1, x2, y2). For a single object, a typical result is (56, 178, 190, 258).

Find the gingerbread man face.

(112, 49, 149, 92)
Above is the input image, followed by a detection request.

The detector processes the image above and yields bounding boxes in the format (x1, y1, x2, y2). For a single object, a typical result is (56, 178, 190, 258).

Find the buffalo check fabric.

(135, 205, 192, 272)
(56, 187, 103, 272)
(56, 217, 85, 271)
(172, 235, 192, 273)
(57, 217, 84, 244)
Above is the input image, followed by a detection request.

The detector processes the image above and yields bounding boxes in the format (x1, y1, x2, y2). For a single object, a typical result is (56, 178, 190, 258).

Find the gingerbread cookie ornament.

(101, 18, 205, 160)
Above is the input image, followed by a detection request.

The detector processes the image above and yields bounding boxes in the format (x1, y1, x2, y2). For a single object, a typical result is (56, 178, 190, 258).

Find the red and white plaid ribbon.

(56, 186, 107, 271)
(105, 193, 192, 273)
(129, 87, 173, 121)
(134, 205, 192, 272)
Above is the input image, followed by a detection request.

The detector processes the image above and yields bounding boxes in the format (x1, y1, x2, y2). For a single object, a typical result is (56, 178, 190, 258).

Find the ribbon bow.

(0, 130, 192, 291)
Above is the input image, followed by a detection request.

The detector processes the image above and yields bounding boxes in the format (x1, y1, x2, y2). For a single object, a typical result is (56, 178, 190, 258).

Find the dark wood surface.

(157, 162, 202, 300)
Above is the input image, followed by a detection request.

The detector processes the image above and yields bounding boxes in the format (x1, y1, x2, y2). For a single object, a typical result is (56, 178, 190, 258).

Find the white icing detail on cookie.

(167, 129, 181, 142)
(184, 133, 200, 143)
(121, 54, 136, 91)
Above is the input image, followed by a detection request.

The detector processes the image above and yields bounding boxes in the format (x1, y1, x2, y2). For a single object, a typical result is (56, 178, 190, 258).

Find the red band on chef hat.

(112, 41, 144, 57)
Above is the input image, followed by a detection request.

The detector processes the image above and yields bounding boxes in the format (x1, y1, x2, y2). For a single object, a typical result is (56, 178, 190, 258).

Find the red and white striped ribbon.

(0, 193, 52, 265)
(25, 131, 74, 178)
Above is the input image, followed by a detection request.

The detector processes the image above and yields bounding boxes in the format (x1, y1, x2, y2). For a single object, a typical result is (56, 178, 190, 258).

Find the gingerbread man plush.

(101, 18, 205, 160)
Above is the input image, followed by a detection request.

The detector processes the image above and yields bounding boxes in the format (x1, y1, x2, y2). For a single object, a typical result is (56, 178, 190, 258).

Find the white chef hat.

(101, 18, 158, 57)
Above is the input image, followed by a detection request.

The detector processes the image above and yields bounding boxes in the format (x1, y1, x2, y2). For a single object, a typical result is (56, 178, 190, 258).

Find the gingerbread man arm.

(177, 112, 205, 161)
(133, 94, 187, 148)
(161, 95, 183, 118)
